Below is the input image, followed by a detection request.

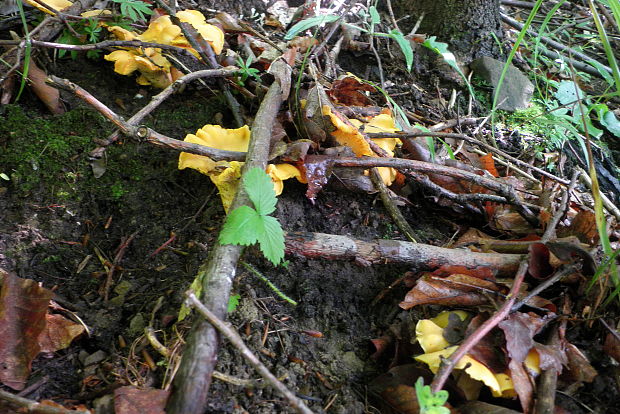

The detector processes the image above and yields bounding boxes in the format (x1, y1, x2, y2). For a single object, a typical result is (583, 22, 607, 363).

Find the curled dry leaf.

(327, 75, 376, 106)
(26, 62, 64, 115)
(399, 273, 504, 310)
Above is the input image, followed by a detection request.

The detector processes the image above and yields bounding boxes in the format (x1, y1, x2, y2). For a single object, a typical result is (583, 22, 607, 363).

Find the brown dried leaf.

(527, 243, 554, 280)
(508, 359, 534, 414)
(327, 75, 376, 106)
(0, 270, 53, 390)
(562, 342, 597, 383)
(304, 155, 333, 201)
(114, 386, 169, 414)
(26, 61, 64, 115)
(498, 312, 548, 363)
(379, 384, 420, 414)
(465, 314, 507, 374)
(38, 313, 85, 353)
(399, 273, 502, 310)
(560, 208, 598, 245)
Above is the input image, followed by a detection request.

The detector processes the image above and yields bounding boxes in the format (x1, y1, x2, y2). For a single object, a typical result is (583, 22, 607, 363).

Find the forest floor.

(1, 2, 620, 414)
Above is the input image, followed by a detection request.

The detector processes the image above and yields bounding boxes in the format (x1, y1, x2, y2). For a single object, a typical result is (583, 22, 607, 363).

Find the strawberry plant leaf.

(257, 215, 285, 265)
(218, 168, 285, 266)
(219, 205, 261, 246)
(244, 167, 277, 216)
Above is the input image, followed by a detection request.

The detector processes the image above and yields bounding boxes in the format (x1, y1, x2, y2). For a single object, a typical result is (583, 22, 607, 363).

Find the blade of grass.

(572, 75, 620, 306)
(589, 0, 620, 96)
(15, 0, 32, 101)
(491, 0, 545, 145)
(599, 0, 620, 36)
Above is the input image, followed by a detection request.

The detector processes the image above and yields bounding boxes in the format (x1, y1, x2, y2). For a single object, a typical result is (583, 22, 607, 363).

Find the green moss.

(1, 99, 221, 207)
(0, 105, 105, 194)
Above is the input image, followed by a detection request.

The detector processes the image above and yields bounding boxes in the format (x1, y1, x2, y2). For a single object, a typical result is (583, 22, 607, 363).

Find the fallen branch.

(0, 389, 90, 414)
(47, 75, 246, 162)
(324, 156, 540, 225)
(185, 291, 314, 414)
(284, 231, 524, 276)
(165, 60, 290, 414)
(367, 130, 570, 185)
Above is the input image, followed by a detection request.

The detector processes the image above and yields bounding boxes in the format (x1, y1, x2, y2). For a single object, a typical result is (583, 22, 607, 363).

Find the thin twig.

(501, 13, 611, 78)
(577, 167, 620, 220)
(0, 39, 198, 58)
(370, 168, 419, 243)
(367, 130, 570, 185)
(46, 75, 246, 161)
(185, 292, 314, 414)
(100, 67, 240, 145)
(322, 156, 540, 225)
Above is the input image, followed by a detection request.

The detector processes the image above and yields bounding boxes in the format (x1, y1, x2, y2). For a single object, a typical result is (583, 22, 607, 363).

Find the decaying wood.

(165, 60, 289, 414)
(284, 232, 524, 276)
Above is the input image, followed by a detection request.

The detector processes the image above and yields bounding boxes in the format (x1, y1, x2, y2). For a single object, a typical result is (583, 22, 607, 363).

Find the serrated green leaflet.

(257, 215, 285, 265)
(244, 167, 277, 215)
(219, 206, 261, 246)
(219, 168, 285, 265)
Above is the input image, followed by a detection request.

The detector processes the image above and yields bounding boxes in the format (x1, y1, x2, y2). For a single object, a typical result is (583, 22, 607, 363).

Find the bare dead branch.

(166, 60, 290, 414)
(284, 231, 524, 276)
(46, 75, 246, 162)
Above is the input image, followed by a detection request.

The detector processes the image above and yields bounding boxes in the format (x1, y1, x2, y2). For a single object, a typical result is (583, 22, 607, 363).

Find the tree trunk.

(390, 0, 503, 63)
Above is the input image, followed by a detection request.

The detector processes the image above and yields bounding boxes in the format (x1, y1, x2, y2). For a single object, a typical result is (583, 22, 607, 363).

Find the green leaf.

(284, 14, 341, 40)
(415, 377, 450, 414)
(218, 168, 285, 266)
(244, 167, 277, 216)
(422, 36, 474, 97)
(219, 205, 261, 246)
(587, 58, 615, 86)
(601, 109, 620, 137)
(227, 294, 241, 313)
(369, 6, 381, 25)
(389, 30, 413, 72)
(592, 103, 620, 137)
(112, 0, 152, 22)
(256, 215, 285, 265)
(0, 173, 9, 181)
(554, 80, 585, 105)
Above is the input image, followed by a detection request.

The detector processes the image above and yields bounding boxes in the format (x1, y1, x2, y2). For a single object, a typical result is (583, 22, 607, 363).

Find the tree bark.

(390, 0, 503, 62)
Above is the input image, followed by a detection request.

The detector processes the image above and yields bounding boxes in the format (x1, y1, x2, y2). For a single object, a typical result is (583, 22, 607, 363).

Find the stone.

(471, 56, 534, 112)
